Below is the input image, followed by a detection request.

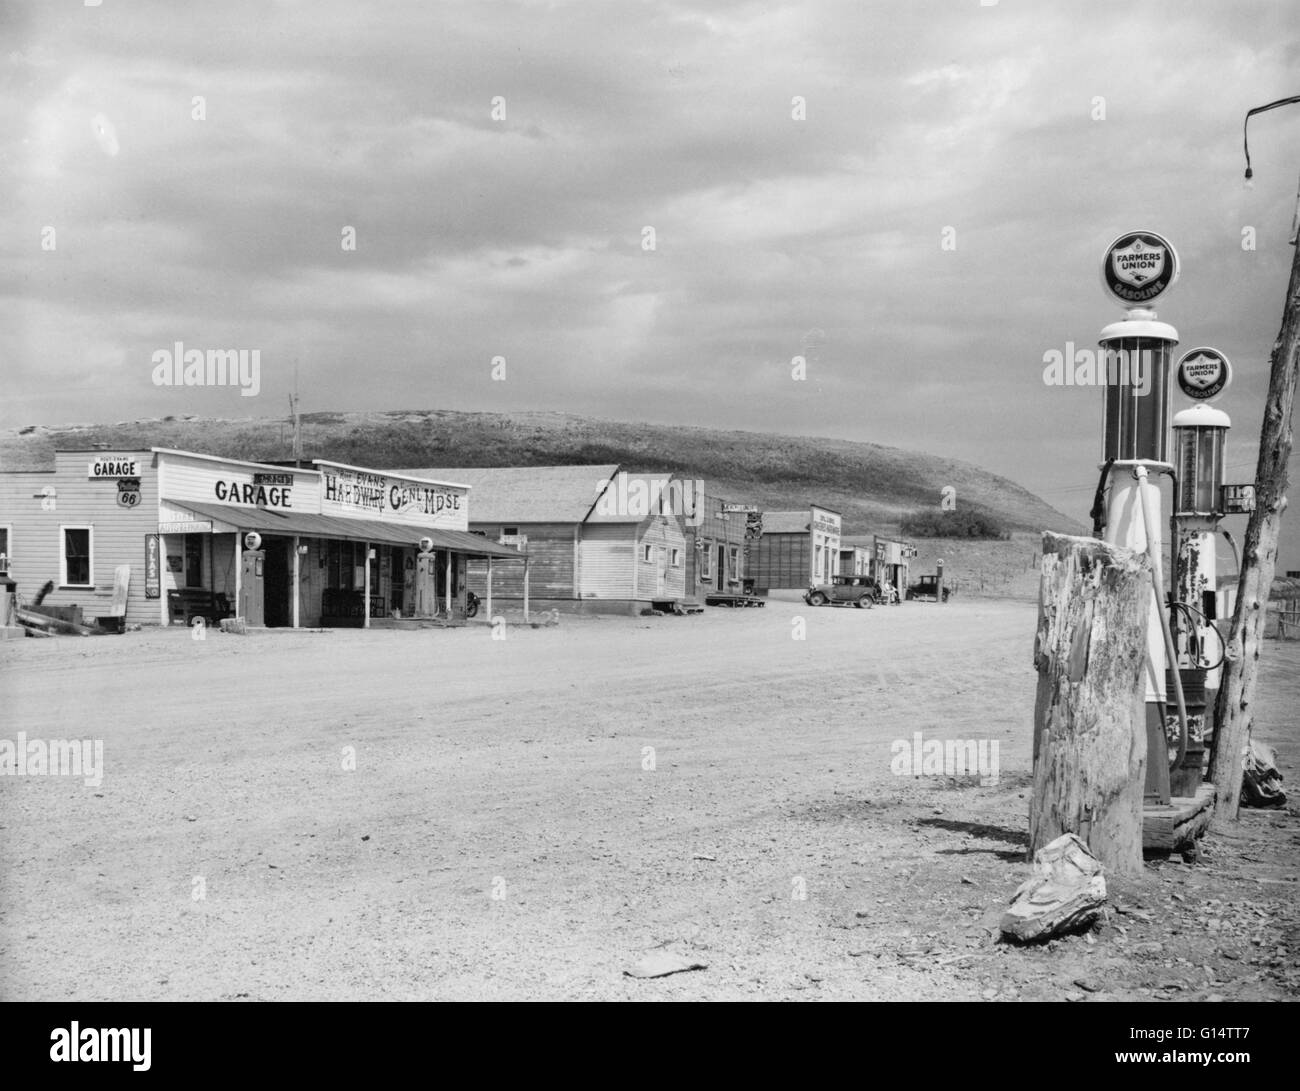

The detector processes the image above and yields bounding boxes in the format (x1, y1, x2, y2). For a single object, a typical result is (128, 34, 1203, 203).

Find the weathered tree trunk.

(1212, 210, 1300, 824)
(1031, 533, 1151, 875)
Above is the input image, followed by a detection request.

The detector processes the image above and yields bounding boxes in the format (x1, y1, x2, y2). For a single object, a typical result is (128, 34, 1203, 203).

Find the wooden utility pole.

(1211, 173, 1300, 823)
(288, 362, 303, 463)
(1030, 533, 1151, 876)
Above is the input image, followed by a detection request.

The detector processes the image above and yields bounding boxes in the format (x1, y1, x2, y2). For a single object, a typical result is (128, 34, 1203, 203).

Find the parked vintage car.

(803, 574, 879, 608)
(905, 574, 952, 602)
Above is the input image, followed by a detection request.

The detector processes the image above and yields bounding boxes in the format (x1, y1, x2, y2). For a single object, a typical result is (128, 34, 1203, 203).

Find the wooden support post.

(444, 551, 452, 616)
(486, 556, 493, 620)
(1212, 177, 1300, 824)
(363, 542, 371, 629)
(523, 559, 530, 623)
(1030, 532, 1152, 876)
(233, 533, 242, 620)
(292, 535, 300, 629)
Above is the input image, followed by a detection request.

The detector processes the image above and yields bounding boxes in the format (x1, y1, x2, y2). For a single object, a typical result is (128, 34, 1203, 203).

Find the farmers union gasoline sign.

(1101, 230, 1179, 306)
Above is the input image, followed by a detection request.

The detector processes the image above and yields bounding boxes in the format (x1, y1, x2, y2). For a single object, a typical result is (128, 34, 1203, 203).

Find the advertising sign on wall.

(144, 534, 161, 599)
(89, 456, 142, 479)
(317, 463, 468, 529)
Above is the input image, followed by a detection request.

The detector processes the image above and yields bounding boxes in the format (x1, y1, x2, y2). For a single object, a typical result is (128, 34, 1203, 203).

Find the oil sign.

(144, 534, 161, 598)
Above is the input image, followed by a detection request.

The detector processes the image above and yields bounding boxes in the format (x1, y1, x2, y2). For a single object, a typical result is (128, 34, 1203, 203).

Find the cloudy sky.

(5, 0, 1300, 566)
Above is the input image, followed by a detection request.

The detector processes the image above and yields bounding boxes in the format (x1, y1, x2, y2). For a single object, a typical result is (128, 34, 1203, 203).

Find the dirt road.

(1, 598, 1296, 1000)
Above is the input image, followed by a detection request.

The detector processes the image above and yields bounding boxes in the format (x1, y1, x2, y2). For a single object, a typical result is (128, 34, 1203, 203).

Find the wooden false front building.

(0, 448, 524, 630)
(747, 505, 842, 591)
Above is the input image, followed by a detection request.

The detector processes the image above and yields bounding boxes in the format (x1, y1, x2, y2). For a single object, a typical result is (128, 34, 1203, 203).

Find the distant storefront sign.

(1222, 484, 1256, 515)
(158, 520, 214, 534)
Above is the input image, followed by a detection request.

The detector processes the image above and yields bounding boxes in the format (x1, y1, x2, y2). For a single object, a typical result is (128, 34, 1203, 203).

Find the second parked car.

(804, 574, 880, 608)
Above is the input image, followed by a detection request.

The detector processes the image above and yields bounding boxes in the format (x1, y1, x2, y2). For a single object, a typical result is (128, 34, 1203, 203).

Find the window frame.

(60, 524, 94, 588)
(641, 542, 653, 563)
(670, 548, 681, 567)
(0, 523, 11, 572)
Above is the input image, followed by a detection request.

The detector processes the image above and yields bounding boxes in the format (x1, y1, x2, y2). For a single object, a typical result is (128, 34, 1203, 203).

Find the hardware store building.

(0, 448, 522, 629)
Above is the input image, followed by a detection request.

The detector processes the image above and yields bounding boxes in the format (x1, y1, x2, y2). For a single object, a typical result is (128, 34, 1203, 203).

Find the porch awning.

(162, 499, 526, 559)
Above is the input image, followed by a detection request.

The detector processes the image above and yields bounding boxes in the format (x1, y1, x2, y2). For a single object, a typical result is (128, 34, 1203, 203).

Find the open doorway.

(262, 537, 292, 627)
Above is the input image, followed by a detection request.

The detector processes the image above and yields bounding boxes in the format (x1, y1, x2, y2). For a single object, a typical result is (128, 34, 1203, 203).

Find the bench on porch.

(167, 589, 232, 626)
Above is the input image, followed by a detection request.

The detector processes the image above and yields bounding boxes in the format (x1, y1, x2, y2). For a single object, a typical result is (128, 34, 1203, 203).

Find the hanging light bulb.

(1243, 94, 1300, 184)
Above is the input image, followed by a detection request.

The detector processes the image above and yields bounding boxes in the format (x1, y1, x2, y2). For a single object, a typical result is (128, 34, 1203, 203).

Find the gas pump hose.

(1133, 465, 1190, 772)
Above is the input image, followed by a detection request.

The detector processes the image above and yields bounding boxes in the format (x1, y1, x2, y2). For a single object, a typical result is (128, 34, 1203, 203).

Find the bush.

(899, 508, 1010, 539)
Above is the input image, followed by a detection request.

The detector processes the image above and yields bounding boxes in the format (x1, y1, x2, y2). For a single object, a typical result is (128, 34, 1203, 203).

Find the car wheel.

(857, 595, 873, 608)
(809, 592, 827, 606)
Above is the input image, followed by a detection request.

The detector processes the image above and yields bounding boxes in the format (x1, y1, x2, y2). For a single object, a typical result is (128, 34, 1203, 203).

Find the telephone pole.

(1211, 96, 1300, 823)
(288, 362, 303, 464)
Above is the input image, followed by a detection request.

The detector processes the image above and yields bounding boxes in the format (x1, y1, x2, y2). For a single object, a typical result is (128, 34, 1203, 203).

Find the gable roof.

(583, 472, 695, 524)
(396, 465, 619, 524)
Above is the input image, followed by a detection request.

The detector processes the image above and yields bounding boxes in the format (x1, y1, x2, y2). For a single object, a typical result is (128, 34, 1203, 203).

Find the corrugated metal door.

(578, 525, 635, 599)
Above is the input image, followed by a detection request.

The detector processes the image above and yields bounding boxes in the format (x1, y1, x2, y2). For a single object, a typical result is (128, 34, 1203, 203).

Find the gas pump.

(1093, 231, 1185, 807)
(239, 531, 265, 627)
(1168, 353, 1234, 795)
(414, 536, 438, 617)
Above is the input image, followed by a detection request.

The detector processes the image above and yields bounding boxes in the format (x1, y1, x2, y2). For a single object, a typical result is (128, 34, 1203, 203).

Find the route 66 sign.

(116, 477, 141, 508)
(1102, 230, 1179, 306)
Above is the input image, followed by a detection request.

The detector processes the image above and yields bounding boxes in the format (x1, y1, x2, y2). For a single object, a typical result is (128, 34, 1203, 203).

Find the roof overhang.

(161, 499, 526, 558)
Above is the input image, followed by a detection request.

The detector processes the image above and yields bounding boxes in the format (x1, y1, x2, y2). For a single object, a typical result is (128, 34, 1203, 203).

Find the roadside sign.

(1176, 347, 1232, 401)
(1101, 230, 1179, 307)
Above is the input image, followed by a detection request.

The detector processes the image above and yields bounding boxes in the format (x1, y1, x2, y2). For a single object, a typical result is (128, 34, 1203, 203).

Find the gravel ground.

(1, 596, 1296, 1001)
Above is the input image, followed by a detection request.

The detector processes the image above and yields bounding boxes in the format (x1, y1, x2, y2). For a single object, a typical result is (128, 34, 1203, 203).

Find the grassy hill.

(0, 408, 1084, 539)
